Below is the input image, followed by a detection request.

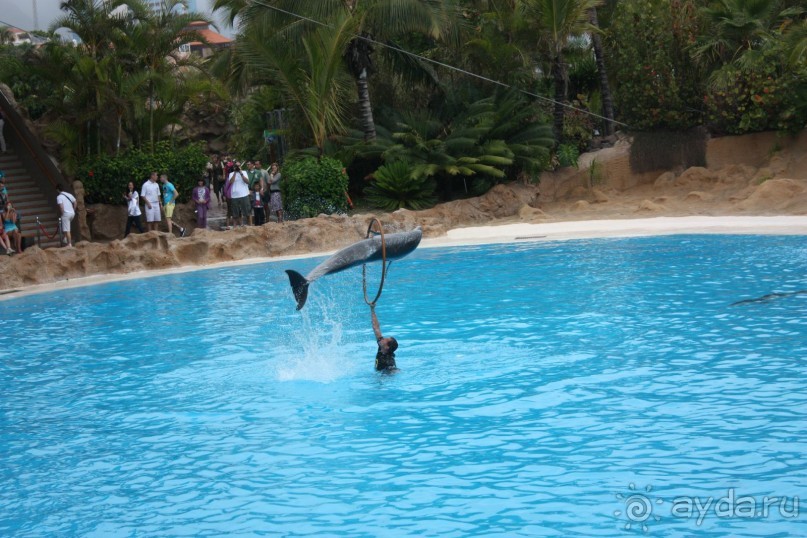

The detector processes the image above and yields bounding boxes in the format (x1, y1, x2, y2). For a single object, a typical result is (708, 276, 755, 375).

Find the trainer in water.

(370, 303, 398, 371)
(285, 226, 422, 310)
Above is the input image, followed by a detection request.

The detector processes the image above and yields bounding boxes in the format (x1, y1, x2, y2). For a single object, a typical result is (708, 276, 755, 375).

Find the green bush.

(556, 144, 580, 168)
(705, 55, 807, 135)
(77, 142, 208, 204)
(282, 157, 349, 219)
(364, 161, 437, 211)
(606, 0, 704, 130)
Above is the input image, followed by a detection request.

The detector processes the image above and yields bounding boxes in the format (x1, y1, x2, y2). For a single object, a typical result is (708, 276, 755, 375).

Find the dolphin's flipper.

(285, 270, 310, 310)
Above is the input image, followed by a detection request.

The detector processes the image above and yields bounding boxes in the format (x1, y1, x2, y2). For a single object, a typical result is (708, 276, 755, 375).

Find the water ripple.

(0, 235, 805, 536)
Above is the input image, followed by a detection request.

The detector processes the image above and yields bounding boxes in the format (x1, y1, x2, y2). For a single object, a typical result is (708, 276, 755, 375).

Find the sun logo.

(614, 483, 664, 533)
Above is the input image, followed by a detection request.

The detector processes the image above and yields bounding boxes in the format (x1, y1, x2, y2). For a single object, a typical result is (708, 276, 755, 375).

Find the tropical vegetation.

(0, 0, 806, 212)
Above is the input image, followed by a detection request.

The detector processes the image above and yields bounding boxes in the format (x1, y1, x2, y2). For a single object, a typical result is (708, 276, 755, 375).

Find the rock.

(518, 204, 548, 221)
(716, 164, 757, 184)
(736, 178, 806, 211)
(0, 181, 542, 291)
(88, 204, 127, 240)
(570, 186, 588, 198)
(571, 200, 590, 211)
(72, 180, 92, 241)
(728, 185, 756, 202)
(654, 171, 676, 187)
(751, 167, 775, 184)
(685, 191, 714, 202)
(638, 199, 665, 212)
(674, 167, 717, 186)
(591, 188, 609, 203)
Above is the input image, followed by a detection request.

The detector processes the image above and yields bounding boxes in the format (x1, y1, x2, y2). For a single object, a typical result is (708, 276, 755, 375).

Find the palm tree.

(691, 0, 785, 68)
(49, 0, 128, 60)
(122, 0, 210, 151)
(784, 18, 807, 65)
(49, 0, 130, 154)
(224, 0, 460, 141)
(518, 0, 603, 142)
(587, 6, 614, 136)
(235, 13, 356, 155)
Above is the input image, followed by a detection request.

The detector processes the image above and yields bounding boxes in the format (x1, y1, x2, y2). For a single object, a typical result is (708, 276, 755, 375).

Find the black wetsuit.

(375, 338, 397, 371)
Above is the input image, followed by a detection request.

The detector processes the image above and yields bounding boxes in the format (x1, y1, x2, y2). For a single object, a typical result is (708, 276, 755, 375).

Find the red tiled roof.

(188, 28, 232, 47)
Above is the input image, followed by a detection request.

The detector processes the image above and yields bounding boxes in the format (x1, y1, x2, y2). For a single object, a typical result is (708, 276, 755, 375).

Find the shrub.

(556, 144, 580, 168)
(606, 0, 704, 130)
(364, 161, 437, 211)
(77, 142, 208, 204)
(282, 156, 349, 219)
(705, 56, 807, 135)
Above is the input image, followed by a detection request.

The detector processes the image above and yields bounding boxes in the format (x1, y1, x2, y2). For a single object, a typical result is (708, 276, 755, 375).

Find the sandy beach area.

(2, 215, 805, 301)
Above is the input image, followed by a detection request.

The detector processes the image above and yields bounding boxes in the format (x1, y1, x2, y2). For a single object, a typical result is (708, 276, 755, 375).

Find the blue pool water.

(0, 234, 805, 536)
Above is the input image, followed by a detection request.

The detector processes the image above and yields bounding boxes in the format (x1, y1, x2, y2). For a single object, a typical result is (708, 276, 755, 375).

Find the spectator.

(256, 160, 270, 219)
(223, 156, 234, 179)
(206, 154, 224, 207)
(2, 203, 20, 253)
(123, 181, 144, 237)
(0, 220, 12, 254)
(222, 167, 234, 229)
(267, 162, 284, 223)
(192, 177, 211, 229)
(0, 174, 8, 212)
(246, 161, 262, 224)
(160, 173, 186, 237)
(141, 171, 161, 232)
(56, 184, 77, 247)
(227, 162, 251, 228)
(252, 181, 265, 226)
(255, 160, 269, 190)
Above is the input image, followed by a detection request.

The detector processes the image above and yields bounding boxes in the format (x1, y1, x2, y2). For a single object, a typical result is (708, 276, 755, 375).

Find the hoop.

(362, 218, 387, 306)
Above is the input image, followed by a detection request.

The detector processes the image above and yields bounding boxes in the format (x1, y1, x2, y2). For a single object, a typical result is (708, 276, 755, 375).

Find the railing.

(34, 216, 63, 248)
(0, 90, 81, 242)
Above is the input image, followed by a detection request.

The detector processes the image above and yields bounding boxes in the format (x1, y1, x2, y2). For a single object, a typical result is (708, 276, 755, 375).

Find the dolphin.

(730, 289, 807, 306)
(285, 227, 423, 310)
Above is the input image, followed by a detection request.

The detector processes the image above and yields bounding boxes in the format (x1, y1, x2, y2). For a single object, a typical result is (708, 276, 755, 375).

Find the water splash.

(273, 291, 361, 383)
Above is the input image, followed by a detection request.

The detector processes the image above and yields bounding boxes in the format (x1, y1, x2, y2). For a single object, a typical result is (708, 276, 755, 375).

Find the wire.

(246, 0, 630, 128)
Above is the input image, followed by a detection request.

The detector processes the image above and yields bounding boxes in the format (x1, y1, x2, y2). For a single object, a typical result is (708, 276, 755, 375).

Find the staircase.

(0, 151, 62, 249)
(1, 89, 74, 250)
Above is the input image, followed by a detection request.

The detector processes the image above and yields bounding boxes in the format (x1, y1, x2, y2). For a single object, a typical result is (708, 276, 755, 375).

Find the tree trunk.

(356, 68, 376, 141)
(589, 8, 615, 136)
(552, 54, 567, 143)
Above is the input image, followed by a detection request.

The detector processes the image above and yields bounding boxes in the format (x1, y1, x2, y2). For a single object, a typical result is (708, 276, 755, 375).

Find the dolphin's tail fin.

(285, 270, 310, 310)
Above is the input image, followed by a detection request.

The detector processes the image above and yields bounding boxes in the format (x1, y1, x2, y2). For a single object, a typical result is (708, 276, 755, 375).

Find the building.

(179, 21, 232, 59)
(4, 27, 48, 47)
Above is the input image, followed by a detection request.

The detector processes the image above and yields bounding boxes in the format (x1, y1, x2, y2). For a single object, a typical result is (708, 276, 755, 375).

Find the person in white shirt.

(56, 185, 77, 247)
(123, 181, 144, 237)
(140, 171, 162, 232)
(227, 162, 251, 227)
